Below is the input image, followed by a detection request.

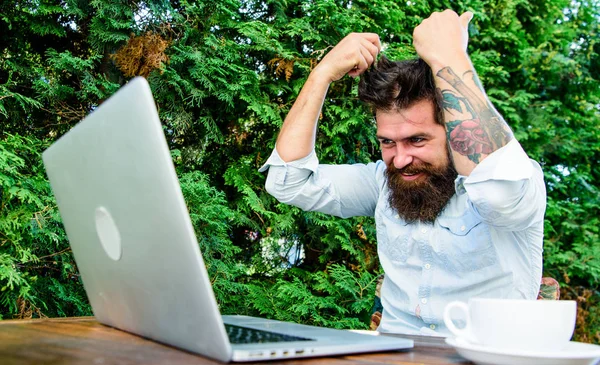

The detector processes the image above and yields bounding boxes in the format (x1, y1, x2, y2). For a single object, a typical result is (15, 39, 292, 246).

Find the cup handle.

(443, 301, 472, 341)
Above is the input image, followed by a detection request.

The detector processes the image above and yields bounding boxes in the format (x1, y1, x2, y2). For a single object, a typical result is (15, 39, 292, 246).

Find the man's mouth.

(401, 171, 424, 181)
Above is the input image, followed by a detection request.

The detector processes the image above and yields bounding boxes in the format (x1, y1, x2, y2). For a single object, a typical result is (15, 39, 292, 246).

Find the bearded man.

(259, 10, 546, 336)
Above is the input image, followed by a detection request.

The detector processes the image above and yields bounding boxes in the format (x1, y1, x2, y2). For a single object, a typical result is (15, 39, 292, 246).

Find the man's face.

(376, 99, 448, 173)
(376, 99, 457, 223)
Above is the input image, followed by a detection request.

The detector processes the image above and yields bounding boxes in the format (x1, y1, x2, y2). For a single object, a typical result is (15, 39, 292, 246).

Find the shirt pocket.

(437, 211, 497, 272)
(376, 211, 411, 265)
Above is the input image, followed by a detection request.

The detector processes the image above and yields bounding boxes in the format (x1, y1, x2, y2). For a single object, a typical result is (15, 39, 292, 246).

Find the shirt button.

(395, 214, 400, 219)
(460, 225, 466, 231)
(424, 263, 431, 270)
(421, 228, 427, 234)
(430, 324, 436, 330)
(421, 298, 428, 304)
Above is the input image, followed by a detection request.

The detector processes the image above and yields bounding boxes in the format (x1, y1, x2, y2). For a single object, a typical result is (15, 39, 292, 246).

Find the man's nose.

(393, 145, 413, 170)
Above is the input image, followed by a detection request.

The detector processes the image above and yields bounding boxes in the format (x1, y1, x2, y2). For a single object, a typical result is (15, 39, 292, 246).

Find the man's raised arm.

(275, 33, 381, 162)
(413, 10, 514, 177)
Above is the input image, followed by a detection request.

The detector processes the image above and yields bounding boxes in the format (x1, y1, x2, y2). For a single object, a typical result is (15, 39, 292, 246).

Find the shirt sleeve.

(259, 148, 383, 218)
(457, 139, 547, 230)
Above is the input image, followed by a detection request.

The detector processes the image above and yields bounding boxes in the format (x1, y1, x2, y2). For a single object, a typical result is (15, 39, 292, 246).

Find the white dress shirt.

(259, 139, 546, 336)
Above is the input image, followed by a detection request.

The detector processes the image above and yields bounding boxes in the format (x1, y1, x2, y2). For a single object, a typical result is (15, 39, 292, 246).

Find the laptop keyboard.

(224, 324, 314, 344)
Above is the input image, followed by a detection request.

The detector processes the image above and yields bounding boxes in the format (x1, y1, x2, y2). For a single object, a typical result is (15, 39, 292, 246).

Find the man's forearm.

(275, 72, 330, 162)
(432, 56, 514, 176)
(275, 33, 381, 163)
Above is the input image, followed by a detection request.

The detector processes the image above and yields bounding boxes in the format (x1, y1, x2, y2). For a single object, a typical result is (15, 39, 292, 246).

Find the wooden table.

(0, 317, 471, 364)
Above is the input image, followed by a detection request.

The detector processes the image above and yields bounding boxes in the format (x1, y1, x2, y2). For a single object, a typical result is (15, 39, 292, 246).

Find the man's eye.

(380, 139, 394, 146)
(411, 137, 425, 144)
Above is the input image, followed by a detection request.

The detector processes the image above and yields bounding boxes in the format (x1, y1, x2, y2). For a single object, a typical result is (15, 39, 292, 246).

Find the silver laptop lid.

(42, 77, 233, 362)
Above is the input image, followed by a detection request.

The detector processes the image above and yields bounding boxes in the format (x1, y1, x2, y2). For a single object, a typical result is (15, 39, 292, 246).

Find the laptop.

(41, 77, 413, 362)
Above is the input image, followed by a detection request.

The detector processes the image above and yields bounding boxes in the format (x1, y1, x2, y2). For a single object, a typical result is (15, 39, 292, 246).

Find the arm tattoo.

(437, 67, 513, 164)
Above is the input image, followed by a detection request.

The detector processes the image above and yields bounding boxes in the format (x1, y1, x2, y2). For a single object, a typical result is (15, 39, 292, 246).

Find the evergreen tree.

(0, 0, 598, 341)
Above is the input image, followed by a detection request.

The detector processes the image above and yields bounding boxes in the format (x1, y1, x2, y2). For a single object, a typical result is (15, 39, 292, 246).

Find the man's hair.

(358, 56, 443, 126)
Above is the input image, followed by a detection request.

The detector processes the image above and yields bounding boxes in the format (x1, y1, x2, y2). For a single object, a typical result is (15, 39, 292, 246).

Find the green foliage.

(0, 0, 598, 341)
(178, 170, 249, 310)
(0, 134, 90, 318)
(247, 264, 378, 329)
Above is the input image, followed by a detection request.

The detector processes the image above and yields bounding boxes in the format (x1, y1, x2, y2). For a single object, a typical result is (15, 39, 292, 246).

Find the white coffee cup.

(443, 298, 576, 351)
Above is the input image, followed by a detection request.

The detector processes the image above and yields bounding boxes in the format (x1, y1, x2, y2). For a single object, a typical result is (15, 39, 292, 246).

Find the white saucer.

(446, 337, 600, 365)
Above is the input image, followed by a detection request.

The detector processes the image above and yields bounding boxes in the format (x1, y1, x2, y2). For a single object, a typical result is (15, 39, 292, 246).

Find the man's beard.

(385, 158, 458, 224)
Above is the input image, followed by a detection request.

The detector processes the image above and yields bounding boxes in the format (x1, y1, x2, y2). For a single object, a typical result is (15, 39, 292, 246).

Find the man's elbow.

(264, 169, 286, 202)
(473, 177, 547, 230)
